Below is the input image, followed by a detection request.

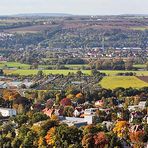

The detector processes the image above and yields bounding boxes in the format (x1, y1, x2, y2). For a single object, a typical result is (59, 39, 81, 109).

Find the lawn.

(99, 76, 148, 89)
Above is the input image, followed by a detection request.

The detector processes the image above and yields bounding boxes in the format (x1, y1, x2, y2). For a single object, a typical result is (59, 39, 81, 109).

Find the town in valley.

(0, 8, 148, 148)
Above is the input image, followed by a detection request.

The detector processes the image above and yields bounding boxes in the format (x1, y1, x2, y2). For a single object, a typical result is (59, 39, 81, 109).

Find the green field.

(100, 70, 148, 76)
(1, 62, 148, 76)
(133, 64, 146, 69)
(0, 61, 88, 69)
(0, 61, 49, 69)
(0, 62, 30, 69)
(6, 69, 91, 75)
(99, 76, 148, 89)
(4, 69, 148, 76)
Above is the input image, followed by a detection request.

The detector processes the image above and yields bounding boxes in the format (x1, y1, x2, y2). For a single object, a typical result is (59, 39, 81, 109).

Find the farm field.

(99, 76, 148, 89)
(130, 26, 148, 31)
(136, 76, 148, 83)
(133, 64, 146, 69)
(100, 70, 148, 76)
(1, 62, 148, 76)
(5, 69, 92, 75)
(4, 24, 58, 34)
(0, 61, 49, 69)
(0, 61, 88, 69)
(0, 62, 30, 69)
(4, 69, 148, 76)
(65, 64, 88, 69)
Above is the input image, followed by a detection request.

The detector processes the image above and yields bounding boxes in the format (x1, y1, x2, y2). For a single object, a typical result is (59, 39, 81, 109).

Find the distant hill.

(120, 14, 148, 17)
(12, 13, 73, 17)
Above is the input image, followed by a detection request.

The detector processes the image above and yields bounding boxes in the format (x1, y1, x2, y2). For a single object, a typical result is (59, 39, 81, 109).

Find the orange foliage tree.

(93, 132, 108, 148)
(129, 125, 145, 147)
(45, 127, 57, 146)
(3, 90, 20, 101)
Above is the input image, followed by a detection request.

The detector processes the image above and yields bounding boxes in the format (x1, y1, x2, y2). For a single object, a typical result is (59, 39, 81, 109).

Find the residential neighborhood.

(0, 0, 148, 147)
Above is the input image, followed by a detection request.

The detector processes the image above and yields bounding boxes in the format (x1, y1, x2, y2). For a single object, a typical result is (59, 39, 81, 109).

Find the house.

(84, 108, 98, 115)
(7, 81, 22, 89)
(0, 108, 16, 117)
(73, 107, 84, 117)
(95, 100, 104, 107)
(42, 108, 54, 117)
(60, 116, 87, 127)
(129, 111, 144, 123)
(128, 105, 139, 111)
(60, 113, 98, 127)
(43, 108, 63, 117)
(102, 121, 113, 130)
(128, 101, 146, 111)
(138, 101, 146, 109)
(84, 114, 96, 124)
(0, 82, 8, 89)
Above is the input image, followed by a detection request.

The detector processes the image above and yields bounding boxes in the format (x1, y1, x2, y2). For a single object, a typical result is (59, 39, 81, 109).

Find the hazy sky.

(0, 0, 148, 15)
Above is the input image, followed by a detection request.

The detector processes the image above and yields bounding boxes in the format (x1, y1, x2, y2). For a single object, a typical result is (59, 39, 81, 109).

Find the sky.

(0, 0, 148, 15)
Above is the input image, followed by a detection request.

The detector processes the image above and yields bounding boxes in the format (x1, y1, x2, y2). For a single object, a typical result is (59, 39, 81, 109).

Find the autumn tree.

(60, 98, 72, 106)
(45, 127, 57, 146)
(93, 132, 108, 148)
(113, 120, 129, 139)
(2, 90, 20, 108)
(82, 133, 94, 148)
(129, 125, 145, 148)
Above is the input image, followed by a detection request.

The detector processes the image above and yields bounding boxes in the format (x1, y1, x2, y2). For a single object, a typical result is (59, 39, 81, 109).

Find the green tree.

(13, 114, 29, 127)
(63, 106, 74, 117)
(31, 112, 48, 123)
(37, 70, 43, 77)
(22, 131, 37, 148)
(55, 124, 83, 147)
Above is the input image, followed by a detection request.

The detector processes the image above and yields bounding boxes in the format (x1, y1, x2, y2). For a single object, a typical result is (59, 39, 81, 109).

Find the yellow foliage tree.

(66, 94, 74, 99)
(38, 136, 44, 147)
(113, 121, 129, 139)
(3, 90, 20, 101)
(51, 114, 59, 121)
(32, 125, 42, 133)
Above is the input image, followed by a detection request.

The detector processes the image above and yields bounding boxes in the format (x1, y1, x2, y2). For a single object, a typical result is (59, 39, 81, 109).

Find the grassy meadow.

(100, 70, 148, 76)
(133, 64, 146, 69)
(5, 69, 91, 76)
(0, 62, 30, 69)
(4, 69, 148, 76)
(1, 61, 148, 77)
(99, 76, 148, 89)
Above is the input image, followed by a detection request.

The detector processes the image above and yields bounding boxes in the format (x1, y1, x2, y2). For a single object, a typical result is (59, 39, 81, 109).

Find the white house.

(138, 101, 146, 109)
(0, 81, 9, 89)
(0, 108, 16, 117)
